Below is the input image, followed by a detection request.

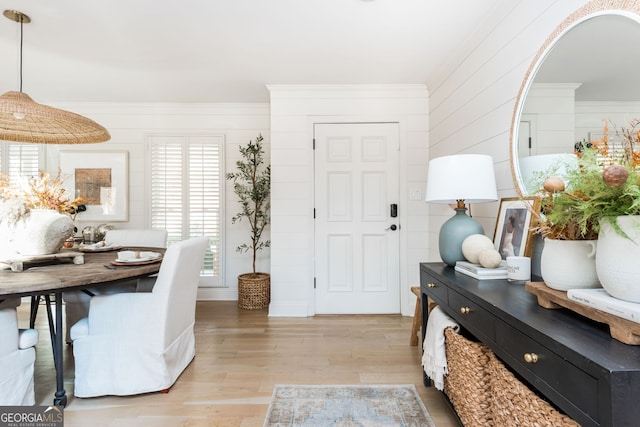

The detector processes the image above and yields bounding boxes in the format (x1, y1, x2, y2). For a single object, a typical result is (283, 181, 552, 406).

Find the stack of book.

(567, 288, 640, 324)
(454, 260, 508, 280)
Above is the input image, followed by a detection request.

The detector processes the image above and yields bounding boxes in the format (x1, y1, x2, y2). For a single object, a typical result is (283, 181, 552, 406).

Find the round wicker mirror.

(510, 0, 640, 196)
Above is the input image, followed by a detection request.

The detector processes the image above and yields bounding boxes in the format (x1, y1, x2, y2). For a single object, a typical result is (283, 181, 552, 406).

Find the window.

(148, 135, 224, 287)
(0, 142, 41, 182)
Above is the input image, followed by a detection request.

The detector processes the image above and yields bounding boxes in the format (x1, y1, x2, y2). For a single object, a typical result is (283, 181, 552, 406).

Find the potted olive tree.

(227, 134, 271, 309)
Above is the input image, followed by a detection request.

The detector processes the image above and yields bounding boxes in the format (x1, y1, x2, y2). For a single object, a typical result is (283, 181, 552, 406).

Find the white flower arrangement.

(0, 170, 84, 226)
(0, 197, 29, 226)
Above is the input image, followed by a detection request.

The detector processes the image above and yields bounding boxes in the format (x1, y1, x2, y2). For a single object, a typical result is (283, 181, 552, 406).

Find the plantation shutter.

(149, 135, 224, 287)
(0, 142, 41, 184)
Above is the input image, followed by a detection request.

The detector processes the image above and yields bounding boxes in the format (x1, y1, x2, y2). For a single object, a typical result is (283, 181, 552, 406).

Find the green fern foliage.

(531, 125, 640, 240)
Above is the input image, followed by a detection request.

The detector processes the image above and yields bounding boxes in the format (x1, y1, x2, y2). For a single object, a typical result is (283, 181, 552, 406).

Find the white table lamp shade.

(425, 154, 498, 267)
(425, 154, 498, 203)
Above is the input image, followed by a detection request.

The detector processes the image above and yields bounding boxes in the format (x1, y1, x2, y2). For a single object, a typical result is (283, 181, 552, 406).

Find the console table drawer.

(421, 275, 448, 305)
(448, 289, 494, 342)
(495, 320, 599, 423)
(420, 262, 640, 427)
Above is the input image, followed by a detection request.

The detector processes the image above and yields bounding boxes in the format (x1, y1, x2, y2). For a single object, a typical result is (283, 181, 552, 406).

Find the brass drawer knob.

(460, 307, 470, 314)
(524, 353, 539, 363)
(427, 283, 436, 288)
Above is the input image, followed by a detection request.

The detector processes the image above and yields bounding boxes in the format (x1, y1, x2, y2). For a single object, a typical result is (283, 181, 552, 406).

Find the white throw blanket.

(421, 305, 459, 390)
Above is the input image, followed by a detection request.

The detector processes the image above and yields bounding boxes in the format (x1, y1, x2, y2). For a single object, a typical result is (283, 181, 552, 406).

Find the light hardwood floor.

(20, 301, 459, 427)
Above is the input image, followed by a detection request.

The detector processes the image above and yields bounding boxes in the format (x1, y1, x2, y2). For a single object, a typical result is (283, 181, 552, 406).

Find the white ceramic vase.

(540, 238, 600, 291)
(14, 209, 74, 256)
(596, 216, 640, 303)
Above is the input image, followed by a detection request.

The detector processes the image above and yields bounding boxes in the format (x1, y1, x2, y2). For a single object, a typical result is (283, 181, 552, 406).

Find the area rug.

(263, 384, 436, 427)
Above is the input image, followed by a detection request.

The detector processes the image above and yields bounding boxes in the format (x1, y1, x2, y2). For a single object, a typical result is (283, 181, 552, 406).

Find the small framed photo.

(60, 151, 129, 221)
(493, 197, 541, 260)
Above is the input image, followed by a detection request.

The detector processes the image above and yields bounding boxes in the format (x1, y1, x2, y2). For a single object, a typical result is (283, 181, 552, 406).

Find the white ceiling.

(0, 0, 510, 104)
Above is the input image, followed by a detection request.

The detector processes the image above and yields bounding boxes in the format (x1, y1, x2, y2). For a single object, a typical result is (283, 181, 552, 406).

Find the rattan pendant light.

(0, 10, 110, 144)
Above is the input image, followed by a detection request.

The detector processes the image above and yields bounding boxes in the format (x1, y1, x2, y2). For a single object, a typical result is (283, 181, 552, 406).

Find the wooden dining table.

(0, 248, 164, 407)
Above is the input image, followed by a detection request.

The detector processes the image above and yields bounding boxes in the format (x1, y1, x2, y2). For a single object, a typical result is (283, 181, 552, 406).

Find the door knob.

(386, 224, 397, 231)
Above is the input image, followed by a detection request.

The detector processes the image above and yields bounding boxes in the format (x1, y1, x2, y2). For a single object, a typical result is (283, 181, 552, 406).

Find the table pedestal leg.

(44, 293, 67, 407)
(30, 295, 40, 328)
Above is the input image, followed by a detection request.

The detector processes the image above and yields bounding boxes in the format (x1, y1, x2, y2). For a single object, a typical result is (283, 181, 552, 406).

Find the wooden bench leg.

(410, 286, 421, 346)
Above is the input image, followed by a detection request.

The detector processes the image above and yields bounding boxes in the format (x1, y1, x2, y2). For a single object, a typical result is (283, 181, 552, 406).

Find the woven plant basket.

(238, 272, 270, 310)
(443, 328, 493, 427)
(487, 352, 579, 427)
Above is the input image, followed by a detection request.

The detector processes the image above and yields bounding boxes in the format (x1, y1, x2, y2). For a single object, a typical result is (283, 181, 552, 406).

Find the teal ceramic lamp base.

(439, 207, 484, 267)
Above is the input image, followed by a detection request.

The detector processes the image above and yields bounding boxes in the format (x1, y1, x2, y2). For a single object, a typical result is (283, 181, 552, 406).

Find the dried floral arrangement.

(530, 118, 640, 240)
(0, 170, 84, 225)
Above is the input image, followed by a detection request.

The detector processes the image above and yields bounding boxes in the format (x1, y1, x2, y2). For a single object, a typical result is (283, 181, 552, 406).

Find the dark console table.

(420, 262, 640, 427)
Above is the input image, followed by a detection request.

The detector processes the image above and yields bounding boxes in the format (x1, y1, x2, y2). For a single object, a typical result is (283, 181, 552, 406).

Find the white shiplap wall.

(268, 85, 429, 317)
(42, 102, 270, 301)
(32, 0, 607, 310)
(427, 0, 590, 263)
(576, 101, 640, 140)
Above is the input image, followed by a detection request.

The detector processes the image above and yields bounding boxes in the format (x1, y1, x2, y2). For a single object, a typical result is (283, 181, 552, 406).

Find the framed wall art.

(59, 151, 129, 221)
(493, 197, 540, 260)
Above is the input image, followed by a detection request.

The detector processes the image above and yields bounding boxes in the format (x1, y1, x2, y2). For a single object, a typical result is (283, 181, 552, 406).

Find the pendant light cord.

(0, 9, 111, 143)
(19, 14, 23, 93)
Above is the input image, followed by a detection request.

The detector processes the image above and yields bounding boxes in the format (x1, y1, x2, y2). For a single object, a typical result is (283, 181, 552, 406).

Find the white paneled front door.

(314, 123, 400, 314)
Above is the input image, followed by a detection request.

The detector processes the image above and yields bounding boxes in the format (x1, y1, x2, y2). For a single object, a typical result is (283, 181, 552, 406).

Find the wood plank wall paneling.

(575, 101, 640, 139)
(42, 103, 270, 297)
(268, 85, 429, 317)
(427, 0, 591, 246)
(32, 1, 599, 309)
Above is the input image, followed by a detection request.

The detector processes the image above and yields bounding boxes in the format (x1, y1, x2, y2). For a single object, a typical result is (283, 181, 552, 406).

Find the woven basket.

(443, 328, 493, 427)
(487, 352, 579, 427)
(238, 273, 270, 310)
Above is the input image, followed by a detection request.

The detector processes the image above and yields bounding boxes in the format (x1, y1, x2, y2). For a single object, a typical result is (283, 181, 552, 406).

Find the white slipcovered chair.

(70, 236, 209, 397)
(0, 298, 39, 405)
(101, 229, 168, 249)
(63, 229, 168, 342)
